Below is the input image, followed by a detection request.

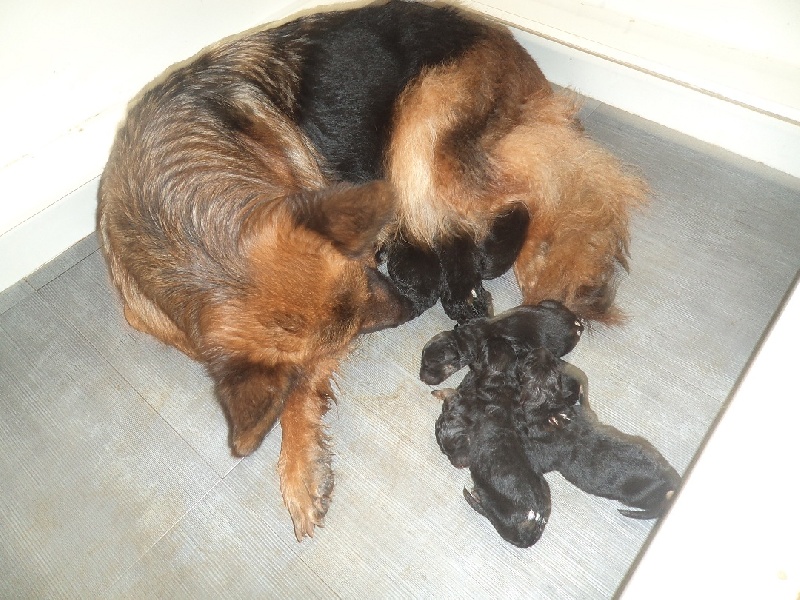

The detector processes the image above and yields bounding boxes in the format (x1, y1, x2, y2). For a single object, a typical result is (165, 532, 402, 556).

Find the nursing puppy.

(386, 205, 530, 323)
(515, 349, 681, 518)
(378, 14, 648, 324)
(433, 339, 550, 547)
(420, 301, 583, 385)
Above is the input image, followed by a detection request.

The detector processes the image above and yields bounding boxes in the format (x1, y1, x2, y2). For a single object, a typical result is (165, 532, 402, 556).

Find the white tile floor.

(1, 103, 799, 598)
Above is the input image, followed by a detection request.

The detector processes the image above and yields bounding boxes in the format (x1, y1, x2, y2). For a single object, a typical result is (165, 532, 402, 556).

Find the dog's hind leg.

(278, 358, 338, 540)
(501, 93, 648, 323)
(101, 235, 201, 358)
(121, 300, 199, 360)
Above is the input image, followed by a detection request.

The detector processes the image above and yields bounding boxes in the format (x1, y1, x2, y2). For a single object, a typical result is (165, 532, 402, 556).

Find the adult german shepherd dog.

(98, 0, 646, 539)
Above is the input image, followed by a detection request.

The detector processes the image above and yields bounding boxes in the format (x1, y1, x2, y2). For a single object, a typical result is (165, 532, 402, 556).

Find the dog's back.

(292, 1, 488, 183)
(463, 405, 550, 548)
(556, 410, 681, 519)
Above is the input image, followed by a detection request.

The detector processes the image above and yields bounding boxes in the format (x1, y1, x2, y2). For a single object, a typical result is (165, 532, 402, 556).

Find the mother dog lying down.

(98, 0, 647, 539)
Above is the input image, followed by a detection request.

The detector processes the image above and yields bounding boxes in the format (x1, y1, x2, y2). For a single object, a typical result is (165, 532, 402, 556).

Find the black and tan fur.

(98, 1, 647, 539)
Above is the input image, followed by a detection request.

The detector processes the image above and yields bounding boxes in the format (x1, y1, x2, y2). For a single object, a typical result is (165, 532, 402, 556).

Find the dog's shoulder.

(292, 2, 490, 182)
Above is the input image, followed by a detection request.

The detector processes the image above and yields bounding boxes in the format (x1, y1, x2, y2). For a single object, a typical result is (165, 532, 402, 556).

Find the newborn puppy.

(436, 234, 494, 324)
(433, 338, 550, 547)
(474, 204, 533, 280)
(433, 370, 476, 470)
(514, 348, 680, 519)
(385, 241, 442, 317)
(387, 205, 530, 323)
(420, 300, 583, 385)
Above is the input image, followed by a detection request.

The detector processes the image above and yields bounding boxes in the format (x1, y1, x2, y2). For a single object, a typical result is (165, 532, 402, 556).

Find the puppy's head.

(463, 478, 550, 548)
(476, 204, 531, 280)
(442, 284, 493, 325)
(436, 233, 494, 324)
(420, 330, 461, 384)
(385, 238, 443, 318)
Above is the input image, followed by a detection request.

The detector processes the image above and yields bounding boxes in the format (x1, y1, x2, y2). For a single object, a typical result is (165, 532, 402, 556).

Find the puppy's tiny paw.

(526, 510, 546, 524)
(547, 412, 571, 428)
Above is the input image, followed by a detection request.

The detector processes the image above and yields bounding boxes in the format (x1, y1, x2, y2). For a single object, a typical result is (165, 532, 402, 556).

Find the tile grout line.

(24, 235, 101, 292)
(104, 480, 227, 596)
(29, 268, 238, 595)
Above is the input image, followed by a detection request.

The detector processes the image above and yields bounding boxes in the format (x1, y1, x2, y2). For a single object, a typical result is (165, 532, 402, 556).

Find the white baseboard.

(0, 178, 99, 293)
(510, 28, 800, 181)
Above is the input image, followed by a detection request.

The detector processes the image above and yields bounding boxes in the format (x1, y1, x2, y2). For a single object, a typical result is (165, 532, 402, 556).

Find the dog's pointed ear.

(209, 357, 297, 457)
(289, 181, 395, 258)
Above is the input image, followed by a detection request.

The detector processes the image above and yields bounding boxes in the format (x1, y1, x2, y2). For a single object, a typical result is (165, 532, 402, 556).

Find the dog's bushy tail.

(501, 91, 649, 323)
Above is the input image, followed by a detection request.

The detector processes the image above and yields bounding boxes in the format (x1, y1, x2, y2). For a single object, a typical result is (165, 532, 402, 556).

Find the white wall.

(0, 1, 317, 234)
(466, 0, 800, 121)
(1, 0, 799, 291)
(464, 0, 800, 177)
(0, 0, 321, 290)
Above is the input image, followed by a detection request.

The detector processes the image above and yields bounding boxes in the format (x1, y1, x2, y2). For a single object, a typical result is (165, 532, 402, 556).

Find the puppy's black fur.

(436, 233, 494, 324)
(386, 205, 530, 323)
(385, 240, 442, 316)
(514, 348, 681, 519)
(433, 371, 475, 471)
(474, 205, 533, 280)
(434, 339, 550, 548)
(420, 300, 583, 384)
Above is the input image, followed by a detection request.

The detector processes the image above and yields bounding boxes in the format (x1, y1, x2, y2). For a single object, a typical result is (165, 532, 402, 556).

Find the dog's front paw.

(279, 446, 334, 541)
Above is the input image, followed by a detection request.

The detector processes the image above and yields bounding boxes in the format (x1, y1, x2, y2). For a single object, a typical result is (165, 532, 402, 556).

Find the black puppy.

(433, 338, 550, 548)
(514, 348, 680, 519)
(420, 300, 583, 385)
(386, 205, 530, 323)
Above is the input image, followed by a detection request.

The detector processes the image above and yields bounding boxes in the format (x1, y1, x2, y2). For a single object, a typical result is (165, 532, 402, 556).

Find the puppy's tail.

(618, 489, 677, 520)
